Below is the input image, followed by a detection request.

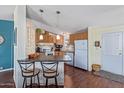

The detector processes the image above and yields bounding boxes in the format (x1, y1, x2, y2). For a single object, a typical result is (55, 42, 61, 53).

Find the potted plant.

(36, 28, 45, 34)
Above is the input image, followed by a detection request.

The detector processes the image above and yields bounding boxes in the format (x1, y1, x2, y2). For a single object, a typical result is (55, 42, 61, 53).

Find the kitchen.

(26, 7, 89, 71)
(34, 27, 88, 68)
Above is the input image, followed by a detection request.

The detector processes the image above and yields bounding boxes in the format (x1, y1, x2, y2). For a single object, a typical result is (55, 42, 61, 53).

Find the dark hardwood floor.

(64, 64, 124, 88)
(1, 65, 124, 88)
(0, 70, 15, 88)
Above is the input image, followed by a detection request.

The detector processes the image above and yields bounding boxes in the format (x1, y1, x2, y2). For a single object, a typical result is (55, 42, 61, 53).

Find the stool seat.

(23, 68, 40, 77)
(43, 70, 59, 78)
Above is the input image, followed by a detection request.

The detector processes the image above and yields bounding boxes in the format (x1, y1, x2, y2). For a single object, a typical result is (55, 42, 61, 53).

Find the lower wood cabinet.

(55, 51, 64, 56)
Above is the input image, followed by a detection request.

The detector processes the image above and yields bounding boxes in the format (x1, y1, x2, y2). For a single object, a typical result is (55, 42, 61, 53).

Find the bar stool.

(18, 61, 40, 88)
(40, 62, 59, 87)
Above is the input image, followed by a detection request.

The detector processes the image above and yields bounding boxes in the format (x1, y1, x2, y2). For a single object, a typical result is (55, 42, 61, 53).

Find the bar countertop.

(18, 53, 72, 62)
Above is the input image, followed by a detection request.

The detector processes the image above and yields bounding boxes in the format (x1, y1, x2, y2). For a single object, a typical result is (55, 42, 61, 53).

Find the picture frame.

(95, 41, 100, 47)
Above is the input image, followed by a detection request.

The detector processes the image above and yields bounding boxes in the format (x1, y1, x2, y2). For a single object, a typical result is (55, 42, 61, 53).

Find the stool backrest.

(41, 62, 59, 76)
(18, 61, 35, 76)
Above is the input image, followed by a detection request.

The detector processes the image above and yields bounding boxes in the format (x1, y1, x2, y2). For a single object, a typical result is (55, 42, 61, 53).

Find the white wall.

(14, 5, 27, 88)
(88, 25, 124, 71)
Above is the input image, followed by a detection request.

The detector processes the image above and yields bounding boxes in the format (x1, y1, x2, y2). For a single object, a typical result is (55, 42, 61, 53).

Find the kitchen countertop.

(62, 50, 74, 53)
(54, 50, 74, 53)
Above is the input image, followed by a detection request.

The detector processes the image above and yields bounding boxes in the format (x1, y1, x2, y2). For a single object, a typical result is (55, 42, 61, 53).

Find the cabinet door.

(82, 32, 88, 39)
(56, 35, 64, 44)
(60, 36, 64, 44)
(69, 32, 88, 44)
(69, 35, 73, 44)
(35, 31, 40, 43)
(76, 33, 81, 40)
(48, 35, 52, 43)
(53, 35, 56, 43)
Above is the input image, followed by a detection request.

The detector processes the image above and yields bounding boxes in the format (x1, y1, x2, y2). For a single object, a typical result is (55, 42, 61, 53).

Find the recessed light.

(40, 9, 44, 13)
(56, 11, 60, 14)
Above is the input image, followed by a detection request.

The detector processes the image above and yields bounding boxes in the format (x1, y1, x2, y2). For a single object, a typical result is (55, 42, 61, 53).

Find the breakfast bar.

(16, 53, 71, 88)
(18, 53, 71, 63)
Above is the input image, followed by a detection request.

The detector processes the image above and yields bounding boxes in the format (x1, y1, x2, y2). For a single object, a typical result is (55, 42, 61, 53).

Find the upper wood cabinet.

(35, 31, 64, 44)
(56, 35, 64, 44)
(35, 30, 41, 43)
(69, 31, 88, 44)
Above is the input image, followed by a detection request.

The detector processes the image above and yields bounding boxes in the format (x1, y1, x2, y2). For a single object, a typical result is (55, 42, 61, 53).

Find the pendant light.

(39, 9, 44, 40)
(56, 11, 61, 40)
(39, 34, 43, 40)
(56, 34, 60, 40)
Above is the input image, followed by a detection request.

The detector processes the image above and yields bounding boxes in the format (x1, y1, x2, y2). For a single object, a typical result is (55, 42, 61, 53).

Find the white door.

(102, 32, 123, 75)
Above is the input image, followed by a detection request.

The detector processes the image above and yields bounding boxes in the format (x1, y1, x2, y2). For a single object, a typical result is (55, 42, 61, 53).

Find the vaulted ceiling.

(27, 5, 124, 34)
(0, 5, 124, 34)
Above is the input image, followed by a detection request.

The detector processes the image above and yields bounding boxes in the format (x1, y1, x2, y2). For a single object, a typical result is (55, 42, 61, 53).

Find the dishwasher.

(65, 52, 74, 66)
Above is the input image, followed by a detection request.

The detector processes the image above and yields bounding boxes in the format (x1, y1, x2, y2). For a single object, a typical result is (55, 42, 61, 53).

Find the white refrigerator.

(74, 40, 88, 70)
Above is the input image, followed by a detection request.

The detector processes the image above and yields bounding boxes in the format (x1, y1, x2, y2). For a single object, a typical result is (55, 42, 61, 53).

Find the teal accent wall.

(0, 20, 14, 69)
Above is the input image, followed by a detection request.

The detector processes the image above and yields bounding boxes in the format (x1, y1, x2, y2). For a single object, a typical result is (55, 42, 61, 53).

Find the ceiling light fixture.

(56, 34, 60, 40)
(56, 11, 61, 40)
(39, 35, 43, 40)
(39, 9, 44, 13)
(39, 9, 44, 40)
(56, 10, 60, 27)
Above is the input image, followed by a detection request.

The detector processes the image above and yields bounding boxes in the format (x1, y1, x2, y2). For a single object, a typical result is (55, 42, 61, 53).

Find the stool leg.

(23, 77, 26, 88)
(37, 74, 40, 87)
(55, 77, 58, 88)
(25, 78, 27, 88)
(30, 77, 32, 88)
(45, 78, 48, 87)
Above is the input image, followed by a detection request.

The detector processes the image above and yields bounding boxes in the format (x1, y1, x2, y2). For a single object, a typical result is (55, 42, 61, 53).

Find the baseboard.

(0, 68, 13, 72)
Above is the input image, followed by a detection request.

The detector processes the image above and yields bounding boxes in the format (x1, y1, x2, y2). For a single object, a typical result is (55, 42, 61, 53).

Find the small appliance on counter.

(35, 43, 55, 55)
(54, 43, 63, 51)
(35, 45, 41, 53)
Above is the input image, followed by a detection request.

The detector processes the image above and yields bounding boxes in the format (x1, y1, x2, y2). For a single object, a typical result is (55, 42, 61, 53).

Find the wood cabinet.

(55, 51, 64, 56)
(69, 31, 88, 44)
(56, 35, 64, 44)
(35, 31, 64, 44)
